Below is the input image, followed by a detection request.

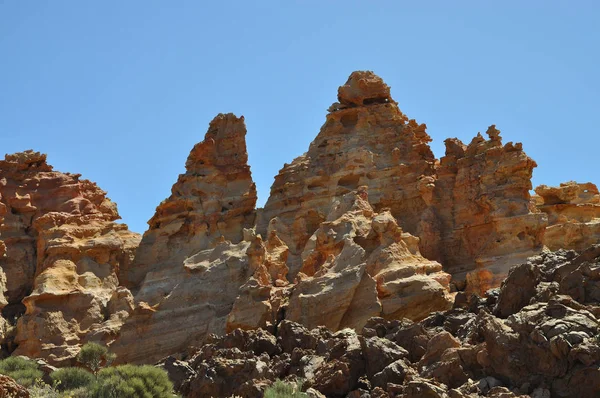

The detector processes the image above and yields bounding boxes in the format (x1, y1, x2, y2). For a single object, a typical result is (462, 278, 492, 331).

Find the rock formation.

(429, 127, 547, 293)
(111, 113, 260, 364)
(258, 71, 437, 277)
(285, 187, 452, 330)
(111, 112, 452, 364)
(258, 71, 547, 294)
(163, 246, 600, 398)
(0, 151, 140, 365)
(534, 181, 600, 252)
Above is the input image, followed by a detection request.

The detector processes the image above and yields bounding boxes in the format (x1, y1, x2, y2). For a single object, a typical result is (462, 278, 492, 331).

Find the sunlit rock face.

(533, 181, 600, 252)
(111, 113, 263, 364)
(0, 150, 140, 364)
(258, 71, 547, 294)
(111, 108, 453, 364)
(258, 71, 437, 278)
(429, 127, 548, 294)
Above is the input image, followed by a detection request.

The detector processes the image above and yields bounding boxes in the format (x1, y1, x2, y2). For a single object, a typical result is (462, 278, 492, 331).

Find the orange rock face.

(258, 71, 437, 278)
(0, 151, 140, 364)
(534, 181, 600, 252)
(429, 127, 547, 293)
(258, 71, 546, 294)
(286, 187, 452, 330)
(111, 108, 453, 364)
(111, 114, 262, 364)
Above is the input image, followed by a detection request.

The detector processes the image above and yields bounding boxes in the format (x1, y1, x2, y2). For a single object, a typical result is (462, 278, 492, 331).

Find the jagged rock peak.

(335, 70, 395, 107)
(185, 113, 249, 170)
(120, 112, 257, 288)
(0, 150, 53, 172)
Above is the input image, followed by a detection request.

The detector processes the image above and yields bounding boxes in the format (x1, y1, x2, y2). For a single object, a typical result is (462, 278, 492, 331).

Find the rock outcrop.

(286, 187, 452, 330)
(534, 181, 600, 252)
(258, 71, 546, 294)
(112, 112, 452, 364)
(165, 246, 600, 398)
(258, 71, 437, 277)
(111, 113, 261, 364)
(429, 127, 547, 293)
(0, 151, 140, 364)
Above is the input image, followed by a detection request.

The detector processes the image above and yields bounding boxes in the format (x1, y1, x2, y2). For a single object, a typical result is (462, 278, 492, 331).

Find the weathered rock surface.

(258, 71, 546, 294)
(0, 374, 30, 397)
(534, 181, 600, 252)
(286, 187, 452, 330)
(109, 107, 453, 364)
(258, 71, 437, 277)
(0, 150, 140, 364)
(111, 114, 264, 364)
(429, 127, 547, 293)
(169, 246, 600, 398)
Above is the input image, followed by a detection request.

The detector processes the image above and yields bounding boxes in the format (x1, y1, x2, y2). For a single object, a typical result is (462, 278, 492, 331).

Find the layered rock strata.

(111, 113, 260, 364)
(258, 71, 437, 276)
(112, 113, 452, 364)
(259, 71, 546, 293)
(0, 151, 140, 364)
(534, 181, 600, 252)
(429, 127, 547, 293)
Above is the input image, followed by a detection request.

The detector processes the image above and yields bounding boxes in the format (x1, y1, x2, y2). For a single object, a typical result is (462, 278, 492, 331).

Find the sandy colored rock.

(111, 114, 266, 364)
(0, 150, 140, 365)
(534, 181, 600, 252)
(286, 188, 452, 330)
(258, 71, 437, 277)
(258, 71, 546, 295)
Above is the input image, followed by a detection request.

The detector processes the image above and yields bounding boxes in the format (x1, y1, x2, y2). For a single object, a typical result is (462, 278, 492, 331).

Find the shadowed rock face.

(534, 181, 600, 252)
(0, 150, 140, 364)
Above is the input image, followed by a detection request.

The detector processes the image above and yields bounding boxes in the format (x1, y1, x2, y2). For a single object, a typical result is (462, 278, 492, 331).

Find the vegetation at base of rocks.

(76, 342, 115, 374)
(0, 356, 43, 387)
(50, 367, 95, 391)
(264, 380, 308, 398)
(89, 364, 176, 398)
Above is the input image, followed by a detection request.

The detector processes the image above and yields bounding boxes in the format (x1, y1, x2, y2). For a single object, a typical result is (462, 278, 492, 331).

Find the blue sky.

(1, 1, 598, 234)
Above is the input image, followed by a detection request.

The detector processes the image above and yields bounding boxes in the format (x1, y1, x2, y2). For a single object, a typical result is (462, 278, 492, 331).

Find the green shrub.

(0, 356, 43, 387)
(264, 380, 308, 398)
(50, 367, 95, 391)
(90, 364, 175, 398)
(76, 342, 114, 373)
(28, 379, 61, 398)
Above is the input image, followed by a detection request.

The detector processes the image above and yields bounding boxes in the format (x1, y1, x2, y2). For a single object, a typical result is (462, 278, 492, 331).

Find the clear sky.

(1, 1, 598, 234)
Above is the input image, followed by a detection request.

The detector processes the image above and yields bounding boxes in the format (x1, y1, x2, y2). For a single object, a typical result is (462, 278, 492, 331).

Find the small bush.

(50, 367, 95, 391)
(264, 380, 308, 398)
(0, 356, 43, 387)
(90, 364, 175, 398)
(28, 379, 61, 398)
(77, 342, 114, 373)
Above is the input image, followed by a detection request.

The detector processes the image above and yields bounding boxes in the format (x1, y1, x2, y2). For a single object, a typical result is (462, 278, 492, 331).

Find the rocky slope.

(162, 245, 600, 398)
(533, 181, 600, 252)
(0, 151, 140, 365)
